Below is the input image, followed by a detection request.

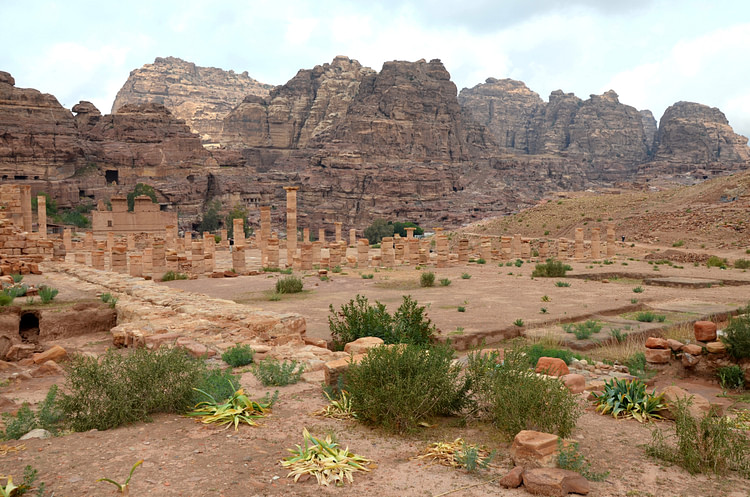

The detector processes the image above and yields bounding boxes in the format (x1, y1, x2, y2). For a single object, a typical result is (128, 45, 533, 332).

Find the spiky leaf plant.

(592, 378, 665, 423)
(187, 383, 272, 430)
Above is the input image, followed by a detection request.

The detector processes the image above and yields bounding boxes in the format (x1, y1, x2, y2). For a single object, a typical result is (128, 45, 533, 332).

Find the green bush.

(514, 259, 524, 268)
(161, 271, 188, 281)
(345, 343, 468, 433)
(439, 278, 452, 287)
(646, 398, 750, 477)
(457, 306, 466, 312)
(0, 292, 14, 306)
(252, 359, 304, 387)
(476, 258, 486, 265)
(461, 273, 471, 279)
(275, 276, 303, 294)
(722, 312, 750, 359)
(361, 274, 374, 279)
(221, 344, 255, 367)
(632, 286, 644, 293)
(626, 352, 648, 378)
(280, 267, 293, 275)
(1, 404, 37, 440)
(563, 320, 603, 340)
(59, 348, 207, 431)
(192, 368, 240, 405)
(717, 365, 745, 390)
(524, 344, 579, 366)
(555, 281, 571, 287)
(531, 259, 571, 277)
(513, 318, 524, 327)
(420, 271, 435, 287)
(634, 311, 663, 323)
(556, 439, 609, 481)
(38, 285, 58, 304)
(707, 256, 728, 269)
(467, 348, 581, 438)
(2, 385, 65, 439)
(734, 259, 750, 269)
(592, 378, 665, 422)
(328, 294, 435, 350)
(10, 273, 23, 284)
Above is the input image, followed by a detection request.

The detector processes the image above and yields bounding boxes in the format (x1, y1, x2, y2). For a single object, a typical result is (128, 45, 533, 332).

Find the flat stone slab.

(644, 277, 724, 288)
(649, 300, 737, 315)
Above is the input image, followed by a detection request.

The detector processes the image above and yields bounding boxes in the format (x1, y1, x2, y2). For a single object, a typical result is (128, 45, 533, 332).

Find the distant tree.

(197, 200, 221, 233)
(127, 183, 158, 211)
(364, 219, 395, 244)
(391, 221, 424, 238)
(225, 204, 252, 238)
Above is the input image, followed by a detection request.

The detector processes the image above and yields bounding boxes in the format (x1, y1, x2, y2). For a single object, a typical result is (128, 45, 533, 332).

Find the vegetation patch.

(592, 378, 665, 422)
(221, 344, 255, 367)
(252, 359, 304, 387)
(532, 259, 571, 277)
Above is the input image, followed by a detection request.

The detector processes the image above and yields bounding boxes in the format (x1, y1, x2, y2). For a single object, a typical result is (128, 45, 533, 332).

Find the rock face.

(112, 56, 272, 143)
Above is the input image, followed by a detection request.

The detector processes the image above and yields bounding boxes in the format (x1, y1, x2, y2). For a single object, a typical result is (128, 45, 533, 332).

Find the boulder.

(645, 337, 669, 349)
(706, 341, 726, 354)
(510, 430, 559, 469)
(694, 321, 717, 342)
(659, 385, 711, 420)
(644, 348, 671, 364)
(535, 357, 570, 376)
(19, 428, 52, 440)
(31, 360, 65, 377)
(499, 466, 524, 488)
(561, 374, 586, 394)
(666, 339, 684, 351)
(681, 353, 701, 368)
(681, 343, 703, 356)
(323, 354, 365, 386)
(0, 395, 15, 409)
(32, 345, 67, 364)
(5, 344, 36, 362)
(344, 336, 385, 355)
(523, 467, 590, 496)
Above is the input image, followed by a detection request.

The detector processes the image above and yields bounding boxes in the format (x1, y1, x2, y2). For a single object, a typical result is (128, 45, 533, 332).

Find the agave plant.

(187, 384, 272, 430)
(97, 460, 143, 495)
(281, 428, 372, 486)
(314, 390, 357, 420)
(592, 377, 665, 423)
(0, 476, 19, 497)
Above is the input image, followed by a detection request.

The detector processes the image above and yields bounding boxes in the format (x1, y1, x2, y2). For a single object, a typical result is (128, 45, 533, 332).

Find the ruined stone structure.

(92, 196, 177, 235)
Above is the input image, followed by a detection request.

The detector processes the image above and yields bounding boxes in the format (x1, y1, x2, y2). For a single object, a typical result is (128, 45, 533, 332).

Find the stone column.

(125, 233, 134, 251)
(405, 227, 415, 239)
(558, 238, 569, 260)
(349, 228, 356, 248)
(318, 228, 326, 246)
(574, 228, 584, 259)
(284, 186, 299, 268)
(233, 218, 245, 248)
(74, 252, 87, 265)
(220, 229, 229, 249)
(458, 238, 469, 264)
(436, 234, 449, 268)
(394, 235, 404, 264)
(303, 227, 310, 243)
(301, 242, 313, 270)
(591, 228, 601, 260)
(381, 237, 394, 267)
(165, 225, 176, 252)
(500, 236, 512, 260)
(63, 229, 72, 252)
(152, 239, 166, 277)
(111, 244, 128, 274)
(129, 253, 143, 278)
(91, 248, 105, 270)
(143, 245, 153, 277)
(191, 240, 205, 276)
(329, 242, 342, 268)
(267, 233, 280, 269)
(20, 185, 32, 232)
(480, 236, 491, 262)
(521, 238, 531, 259)
(512, 234, 522, 259)
(418, 240, 429, 265)
(260, 205, 271, 265)
(334, 222, 342, 244)
(312, 241, 322, 266)
(357, 239, 369, 267)
(232, 244, 246, 274)
(606, 223, 616, 258)
(539, 240, 548, 259)
(203, 235, 215, 274)
(37, 195, 47, 239)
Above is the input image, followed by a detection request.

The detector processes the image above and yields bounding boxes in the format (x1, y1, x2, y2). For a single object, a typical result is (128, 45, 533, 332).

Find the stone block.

(510, 430, 559, 468)
(681, 353, 701, 368)
(659, 385, 711, 420)
(535, 357, 569, 376)
(645, 337, 669, 349)
(31, 360, 65, 377)
(561, 374, 586, 394)
(323, 354, 365, 386)
(523, 467, 590, 496)
(666, 339, 684, 351)
(32, 345, 67, 364)
(694, 321, 717, 342)
(499, 466, 524, 488)
(5, 343, 36, 361)
(681, 343, 703, 356)
(344, 336, 384, 355)
(645, 348, 671, 364)
(706, 341, 726, 354)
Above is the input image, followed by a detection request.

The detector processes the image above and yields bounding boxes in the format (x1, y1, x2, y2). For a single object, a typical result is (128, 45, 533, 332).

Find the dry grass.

(587, 333, 649, 364)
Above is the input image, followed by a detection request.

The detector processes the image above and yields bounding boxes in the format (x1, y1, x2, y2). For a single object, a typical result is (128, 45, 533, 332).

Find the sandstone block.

(144, 332, 182, 349)
(666, 339, 684, 351)
(32, 345, 67, 364)
(681, 353, 701, 368)
(659, 385, 711, 420)
(645, 348, 671, 364)
(344, 336, 384, 355)
(694, 321, 717, 342)
(5, 344, 36, 361)
(510, 430, 559, 469)
(20, 428, 53, 440)
(706, 341, 726, 354)
(323, 354, 365, 386)
(499, 466, 524, 488)
(645, 337, 669, 349)
(523, 467, 590, 496)
(31, 360, 65, 377)
(681, 344, 703, 356)
(535, 357, 569, 376)
(561, 374, 586, 394)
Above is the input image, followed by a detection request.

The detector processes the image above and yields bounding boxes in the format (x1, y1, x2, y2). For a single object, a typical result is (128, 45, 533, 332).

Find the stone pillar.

(20, 185, 32, 232)
(409, 239, 420, 265)
(318, 228, 326, 246)
(329, 242, 342, 268)
(334, 222, 342, 244)
(458, 238, 469, 264)
(204, 240, 215, 274)
(558, 238, 569, 260)
(219, 229, 229, 249)
(126, 233, 135, 251)
(191, 240, 205, 276)
(233, 218, 245, 248)
(512, 234, 522, 259)
(91, 249, 105, 270)
(591, 228, 601, 260)
(303, 227, 310, 243)
(165, 225, 176, 252)
(349, 228, 356, 248)
(152, 239, 166, 277)
(129, 253, 143, 278)
(312, 241, 322, 266)
(394, 235, 404, 264)
(521, 238, 531, 259)
(405, 227, 415, 239)
(111, 244, 128, 274)
(74, 252, 87, 265)
(284, 186, 299, 268)
(574, 228, 584, 260)
(381, 237, 395, 267)
(232, 244, 246, 273)
(301, 242, 313, 270)
(436, 234, 449, 268)
(480, 236, 491, 262)
(260, 206, 271, 265)
(37, 195, 47, 239)
(501, 236, 512, 260)
(539, 240, 548, 259)
(143, 246, 153, 277)
(63, 229, 72, 252)
(418, 240, 429, 265)
(357, 239, 369, 267)
(165, 248, 178, 272)
(267, 233, 279, 269)
(606, 223, 616, 258)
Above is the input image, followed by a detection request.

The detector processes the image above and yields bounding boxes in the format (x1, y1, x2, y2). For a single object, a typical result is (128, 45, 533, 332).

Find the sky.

(2, 0, 750, 136)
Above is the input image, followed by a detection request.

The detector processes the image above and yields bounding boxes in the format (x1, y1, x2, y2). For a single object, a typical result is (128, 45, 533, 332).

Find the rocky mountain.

(111, 57, 272, 144)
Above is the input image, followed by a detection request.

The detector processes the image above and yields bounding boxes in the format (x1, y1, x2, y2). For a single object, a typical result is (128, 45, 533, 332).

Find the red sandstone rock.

(645, 348, 671, 364)
(561, 373, 586, 394)
(523, 467, 590, 496)
(681, 343, 703, 356)
(323, 354, 365, 386)
(31, 360, 65, 377)
(681, 353, 701, 368)
(344, 336, 384, 355)
(32, 345, 67, 365)
(706, 341, 726, 354)
(659, 385, 711, 420)
(535, 357, 569, 376)
(666, 339, 684, 351)
(694, 321, 717, 342)
(5, 344, 36, 361)
(645, 337, 669, 349)
(510, 430, 559, 468)
(499, 466, 524, 488)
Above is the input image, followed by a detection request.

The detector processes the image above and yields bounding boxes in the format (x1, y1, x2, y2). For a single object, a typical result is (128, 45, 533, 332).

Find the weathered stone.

(323, 354, 365, 386)
(499, 466, 524, 488)
(681, 353, 701, 368)
(32, 345, 67, 364)
(645, 348, 671, 364)
(666, 339, 684, 351)
(681, 343, 703, 356)
(523, 467, 590, 496)
(694, 321, 718, 342)
(5, 344, 36, 361)
(645, 337, 669, 349)
(31, 360, 65, 377)
(706, 341, 726, 354)
(561, 374, 586, 394)
(659, 385, 711, 420)
(343, 337, 384, 355)
(535, 357, 570, 376)
(510, 430, 559, 469)
(20, 428, 52, 440)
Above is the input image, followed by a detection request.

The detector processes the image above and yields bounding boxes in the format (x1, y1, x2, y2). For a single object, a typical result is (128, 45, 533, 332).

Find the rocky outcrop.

(640, 109, 657, 155)
(112, 57, 271, 143)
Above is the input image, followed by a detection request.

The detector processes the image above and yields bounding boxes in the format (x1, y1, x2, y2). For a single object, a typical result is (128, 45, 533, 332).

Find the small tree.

(126, 183, 158, 212)
(364, 219, 394, 244)
(197, 200, 221, 233)
(392, 221, 424, 238)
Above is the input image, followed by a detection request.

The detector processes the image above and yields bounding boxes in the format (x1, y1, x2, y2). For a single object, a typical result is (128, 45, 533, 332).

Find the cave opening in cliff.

(19, 312, 40, 343)
(14, 175, 27, 180)
(105, 170, 119, 184)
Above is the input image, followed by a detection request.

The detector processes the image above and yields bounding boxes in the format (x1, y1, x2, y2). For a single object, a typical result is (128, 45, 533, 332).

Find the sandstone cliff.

(112, 57, 271, 144)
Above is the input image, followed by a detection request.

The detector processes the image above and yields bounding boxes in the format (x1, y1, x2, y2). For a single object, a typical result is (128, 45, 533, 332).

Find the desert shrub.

(345, 343, 468, 433)
(420, 271, 435, 287)
(632, 286, 644, 293)
(361, 273, 374, 279)
(733, 259, 750, 269)
(563, 320, 603, 340)
(275, 276, 303, 294)
(390, 295, 437, 345)
(524, 344, 579, 366)
(280, 267, 293, 275)
(634, 311, 664, 323)
(717, 365, 745, 390)
(532, 259, 571, 278)
(461, 273, 471, 279)
(706, 255, 728, 269)
(476, 258, 486, 265)
(221, 344, 255, 367)
(192, 368, 241, 405)
(610, 328, 627, 343)
(1, 404, 38, 440)
(555, 281, 571, 287)
(100, 292, 118, 309)
(439, 278, 451, 287)
(38, 286, 58, 304)
(0, 292, 14, 306)
(468, 348, 581, 438)
(2, 385, 65, 439)
(252, 358, 304, 386)
(626, 352, 648, 377)
(5, 284, 28, 299)
(556, 439, 609, 481)
(36, 384, 65, 434)
(59, 348, 206, 431)
(513, 318, 524, 327)
(514, 259, 524, 268)
(10, 273, 23, 284)
(161, 270, 188, 281)
(457, 306, 466, 312)
(592, 378, 665, 422)
(722, 312, 750, 359)
(646, 398, 750, 477)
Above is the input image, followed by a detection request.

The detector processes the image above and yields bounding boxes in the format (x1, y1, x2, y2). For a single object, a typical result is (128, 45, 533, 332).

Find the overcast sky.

(2, 0, 750, 136)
